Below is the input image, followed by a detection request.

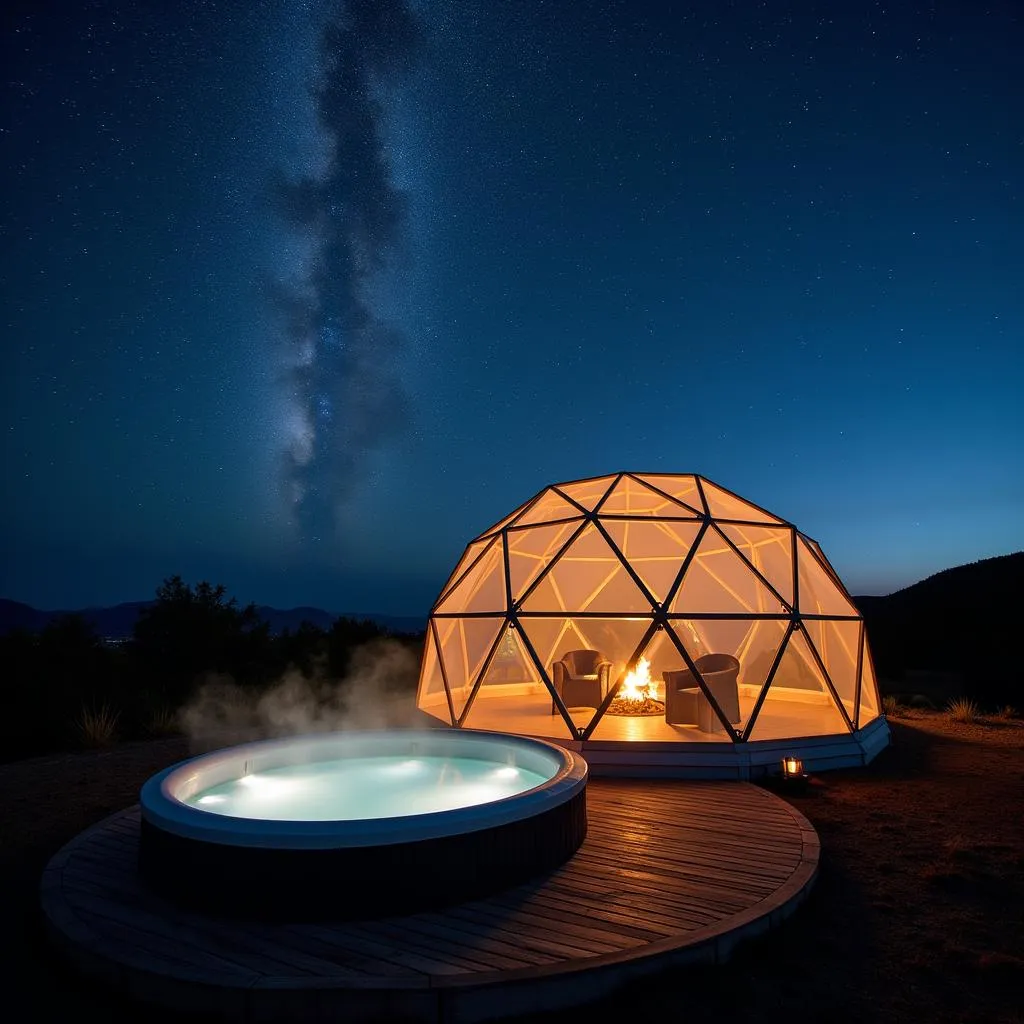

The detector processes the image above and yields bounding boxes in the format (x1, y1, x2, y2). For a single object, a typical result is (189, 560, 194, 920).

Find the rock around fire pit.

(605, 696, 666, 716)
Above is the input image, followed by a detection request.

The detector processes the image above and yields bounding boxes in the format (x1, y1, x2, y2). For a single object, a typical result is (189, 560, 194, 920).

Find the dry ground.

(0, 712, 1021, 1023)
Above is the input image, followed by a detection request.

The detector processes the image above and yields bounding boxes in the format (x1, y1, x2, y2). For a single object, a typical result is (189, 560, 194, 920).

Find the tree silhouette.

(132, 577, 272, 701)
(278, 620, 328, 678)
(326, 616, 390, 678)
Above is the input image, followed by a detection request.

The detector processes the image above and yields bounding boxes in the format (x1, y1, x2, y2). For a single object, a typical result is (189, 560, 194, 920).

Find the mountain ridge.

(853, 551, 1022, 703)
(0, 598, 425, 638)
(2, 550, 1020, 699)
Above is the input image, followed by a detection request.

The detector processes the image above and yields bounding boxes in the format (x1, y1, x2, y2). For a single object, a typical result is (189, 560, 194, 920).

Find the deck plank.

(580, 847, 799, 883)
(386, 915, 560, 968)
(42, 779, 820, 1021)
(451, 894, 676, 943)
(486, 883, 716, 934)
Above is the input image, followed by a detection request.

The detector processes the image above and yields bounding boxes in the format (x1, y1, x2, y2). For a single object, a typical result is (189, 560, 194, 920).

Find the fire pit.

(606, 658, 665, 716)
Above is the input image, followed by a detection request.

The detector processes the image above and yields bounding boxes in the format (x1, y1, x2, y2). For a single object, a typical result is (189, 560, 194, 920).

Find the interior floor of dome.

(427, 690, 872, 743)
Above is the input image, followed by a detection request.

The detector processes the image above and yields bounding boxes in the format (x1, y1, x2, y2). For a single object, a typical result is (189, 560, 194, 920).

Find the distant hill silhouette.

(854, 551, 1023, 704)
(3, 551, 1020, 704)
(252, 605, 423, 636)
(0, 598, 424, 638)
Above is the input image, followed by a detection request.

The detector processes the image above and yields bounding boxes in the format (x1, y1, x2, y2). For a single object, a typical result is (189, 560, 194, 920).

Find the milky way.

(271, 0, 422, 542)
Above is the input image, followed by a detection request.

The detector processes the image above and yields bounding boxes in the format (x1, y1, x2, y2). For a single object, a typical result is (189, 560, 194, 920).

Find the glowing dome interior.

(416, 473, 881, 748)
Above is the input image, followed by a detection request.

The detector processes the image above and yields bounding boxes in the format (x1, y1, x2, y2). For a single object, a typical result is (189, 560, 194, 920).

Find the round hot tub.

(139, 729, 588, 919)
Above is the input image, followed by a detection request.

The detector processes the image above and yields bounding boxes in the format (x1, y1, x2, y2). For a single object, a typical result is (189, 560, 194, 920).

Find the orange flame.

(620, 657, 658, 702)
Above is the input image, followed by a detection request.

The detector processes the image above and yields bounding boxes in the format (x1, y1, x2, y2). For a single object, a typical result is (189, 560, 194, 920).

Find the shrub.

(994, 704, 1018, 720)
(74, 703, 120, 747)
(145, 703, 180, 737)
(946, 697, 981, 723)
(882, 694, 904, 718)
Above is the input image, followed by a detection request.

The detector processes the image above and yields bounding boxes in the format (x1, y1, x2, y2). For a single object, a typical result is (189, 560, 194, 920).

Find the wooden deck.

(41, 780, 819, 1023)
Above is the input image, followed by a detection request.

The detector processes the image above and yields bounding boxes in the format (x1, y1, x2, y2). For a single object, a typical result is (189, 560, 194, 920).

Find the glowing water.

(185, 755, 550, 821)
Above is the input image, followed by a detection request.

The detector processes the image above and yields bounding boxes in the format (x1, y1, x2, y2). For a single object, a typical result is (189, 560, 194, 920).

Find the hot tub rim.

(139, 728, 588, 850)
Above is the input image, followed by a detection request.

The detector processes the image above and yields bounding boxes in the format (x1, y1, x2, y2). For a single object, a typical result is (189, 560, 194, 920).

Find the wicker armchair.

(663, 653, 741, 732)
(551, 649, 612, 712)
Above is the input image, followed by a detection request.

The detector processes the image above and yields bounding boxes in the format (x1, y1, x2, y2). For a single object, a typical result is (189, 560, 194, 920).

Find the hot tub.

(139, 729, 588, 919)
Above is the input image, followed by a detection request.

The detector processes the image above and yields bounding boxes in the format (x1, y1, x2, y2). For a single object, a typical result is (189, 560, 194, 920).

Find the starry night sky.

(2, 0, 1022, 615)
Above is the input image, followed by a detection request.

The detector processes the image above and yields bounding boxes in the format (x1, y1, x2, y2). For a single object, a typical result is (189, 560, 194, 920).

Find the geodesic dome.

(416, 473, 884, 769)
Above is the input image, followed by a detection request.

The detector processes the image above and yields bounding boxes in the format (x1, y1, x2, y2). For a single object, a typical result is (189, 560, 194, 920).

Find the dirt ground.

(0, 713, 1021, 1023)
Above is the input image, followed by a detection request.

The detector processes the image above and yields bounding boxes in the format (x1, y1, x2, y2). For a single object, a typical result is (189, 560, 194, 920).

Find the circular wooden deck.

(41, 780, 819, 1022)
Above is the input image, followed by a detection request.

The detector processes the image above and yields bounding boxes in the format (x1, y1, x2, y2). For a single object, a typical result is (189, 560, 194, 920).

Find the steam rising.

(179, 638, 421, 751)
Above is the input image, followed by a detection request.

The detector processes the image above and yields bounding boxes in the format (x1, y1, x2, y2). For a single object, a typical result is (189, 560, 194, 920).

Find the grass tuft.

(994, 704, 1018, 721)
(73, 703, 120, 747)
(882, 694, 905, 718)
(946, 696, 981, 723)
(145, 703, 180, 737)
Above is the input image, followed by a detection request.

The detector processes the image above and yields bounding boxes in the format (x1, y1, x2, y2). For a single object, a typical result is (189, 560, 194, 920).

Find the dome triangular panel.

(671, 527, 788, 615)
(460, 625, 577, 741)
(416, 626, 451, 724)
(635, 474, 705, 515)
(507, 519, 582, 603)
(672, 617, 790, 738)
(515, 616, 586, 677)
(435, 536, 506, 614)
(434, 538, 491, 609)
(602, 518, 701, 605)
(434, 616, 506, 721)
(553, 475, 618, 512)
(598, 475, 699, 517)
(796, 536, 859, 616)
(520, 522, 652, 613)
(858, 634, 880, 727)
(805, 618, 860, 717)
(701, 479, 782, 524)
(747, 628, 850, 740)
(717, 523, 795, 608)
(803, 536, 848, 593)
(516, 488, 587, 528)
(475, 498, 534, 540)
